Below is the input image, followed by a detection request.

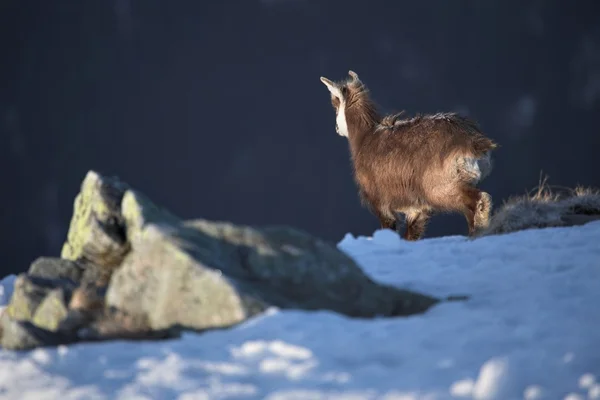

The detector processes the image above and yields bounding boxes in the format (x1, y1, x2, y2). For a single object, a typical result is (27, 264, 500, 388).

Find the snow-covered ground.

(1, 222, 600, 400)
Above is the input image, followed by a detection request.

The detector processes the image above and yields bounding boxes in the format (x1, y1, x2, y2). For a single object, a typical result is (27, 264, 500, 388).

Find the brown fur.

(320, 71, 498, 240)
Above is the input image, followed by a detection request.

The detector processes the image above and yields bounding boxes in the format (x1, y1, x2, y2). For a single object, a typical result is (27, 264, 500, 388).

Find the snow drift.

(1, 219, 599, 399)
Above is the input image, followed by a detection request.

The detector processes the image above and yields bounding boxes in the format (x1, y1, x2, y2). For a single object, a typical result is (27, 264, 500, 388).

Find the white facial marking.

(321, 77, 350, 138)
(335, 99, 349, 138)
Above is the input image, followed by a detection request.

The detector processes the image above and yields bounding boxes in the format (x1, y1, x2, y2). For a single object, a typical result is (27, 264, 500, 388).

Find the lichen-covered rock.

(4, 275, 75, 321)
(80, 308, 180, 342)
(4, 275, 47, 321)
(2, 170, 444, 350)
(1, 317, 48, 350)
(1, 318, 77, 350)
(60, 171, 131, 269)
(120, 188, 181, 244)
(28, 257, 85, 284)
(0, 273, 79, 349)
(68, 282, 106, 312)
(106, 188, 440, 332)
(32, 288, 70, 332)
(106, 224, 269, 331)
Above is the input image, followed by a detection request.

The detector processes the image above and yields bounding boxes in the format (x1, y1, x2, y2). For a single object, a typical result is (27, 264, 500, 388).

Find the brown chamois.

(320, 70, 498, 240)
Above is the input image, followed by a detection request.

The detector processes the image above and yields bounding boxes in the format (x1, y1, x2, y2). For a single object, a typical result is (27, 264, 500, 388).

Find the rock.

(1, 318, 77, 351)
(28, 256, 108, 292)
(60, 171, 131, 270)
(32, 288, 70, 332)
(80, 308, 180, 342)
(4, 275, 76, 321)
(1, 316, 48, 350)
(68, 282, 106, 312)
(106, 187, 441, 332)
(28, 257, 84, 284)
(57, 309, 94, 332)
(1, 274, 78, 349)
(2, 170, 443, 350)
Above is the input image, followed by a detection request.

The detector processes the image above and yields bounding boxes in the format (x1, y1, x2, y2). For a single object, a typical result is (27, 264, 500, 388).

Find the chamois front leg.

(404, 209, 431, 241)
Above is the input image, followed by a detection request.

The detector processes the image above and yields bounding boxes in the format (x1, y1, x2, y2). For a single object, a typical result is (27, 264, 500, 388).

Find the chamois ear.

(320, 76, 343, 100)
(348, 70, 360, 82)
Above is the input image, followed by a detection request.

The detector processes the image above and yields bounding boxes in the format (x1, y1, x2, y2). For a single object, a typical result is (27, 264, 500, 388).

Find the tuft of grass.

(475, 172, 600, 238)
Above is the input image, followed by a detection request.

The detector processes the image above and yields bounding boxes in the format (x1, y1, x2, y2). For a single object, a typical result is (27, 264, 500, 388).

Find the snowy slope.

(1, 222, 600, 400)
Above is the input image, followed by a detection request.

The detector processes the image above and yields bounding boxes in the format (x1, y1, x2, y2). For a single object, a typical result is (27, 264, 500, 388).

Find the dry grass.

(474, 173, 600, 238)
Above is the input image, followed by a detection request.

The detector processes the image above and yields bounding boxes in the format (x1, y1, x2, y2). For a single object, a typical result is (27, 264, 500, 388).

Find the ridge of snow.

(1, 222, 599, 400)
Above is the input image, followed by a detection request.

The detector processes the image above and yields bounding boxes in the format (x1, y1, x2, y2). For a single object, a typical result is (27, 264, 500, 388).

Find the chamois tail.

(471, 135, 498, 158)
(455, 135, 497, 185)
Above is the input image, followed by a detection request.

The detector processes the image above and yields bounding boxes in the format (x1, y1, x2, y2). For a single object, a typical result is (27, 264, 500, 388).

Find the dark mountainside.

(1, 0, 599, 277)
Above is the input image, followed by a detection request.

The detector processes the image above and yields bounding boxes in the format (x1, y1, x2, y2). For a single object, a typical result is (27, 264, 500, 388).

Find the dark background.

(1, 0, 599, 276)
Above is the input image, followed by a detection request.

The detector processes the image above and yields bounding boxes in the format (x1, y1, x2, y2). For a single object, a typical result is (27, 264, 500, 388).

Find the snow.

(1, 222, 600, 400)
(0, 274, 15, 315)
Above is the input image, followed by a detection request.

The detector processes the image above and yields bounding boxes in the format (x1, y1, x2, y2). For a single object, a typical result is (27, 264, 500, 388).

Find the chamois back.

(357, 112, 495, 190)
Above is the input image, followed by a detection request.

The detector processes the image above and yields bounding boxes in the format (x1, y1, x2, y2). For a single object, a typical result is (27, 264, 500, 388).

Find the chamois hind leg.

(474, 191, 492, 231)
(403, 209, 431, 241)
(373, 208, 397, 231)
(460, 185, 491, 236)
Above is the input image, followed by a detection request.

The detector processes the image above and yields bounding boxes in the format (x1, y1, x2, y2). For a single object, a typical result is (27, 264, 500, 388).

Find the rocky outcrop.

(1, 171, 444, 350)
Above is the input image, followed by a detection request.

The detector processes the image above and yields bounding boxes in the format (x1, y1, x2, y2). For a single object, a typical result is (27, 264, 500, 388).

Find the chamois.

(320, 70, 498, 240)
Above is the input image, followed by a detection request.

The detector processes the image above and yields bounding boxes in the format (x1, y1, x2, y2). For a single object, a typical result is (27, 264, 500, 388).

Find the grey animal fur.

(474, 185, 600, 237)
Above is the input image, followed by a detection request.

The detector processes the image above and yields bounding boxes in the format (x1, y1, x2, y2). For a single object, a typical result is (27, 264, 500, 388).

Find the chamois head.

(320, 70, 376, 138)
